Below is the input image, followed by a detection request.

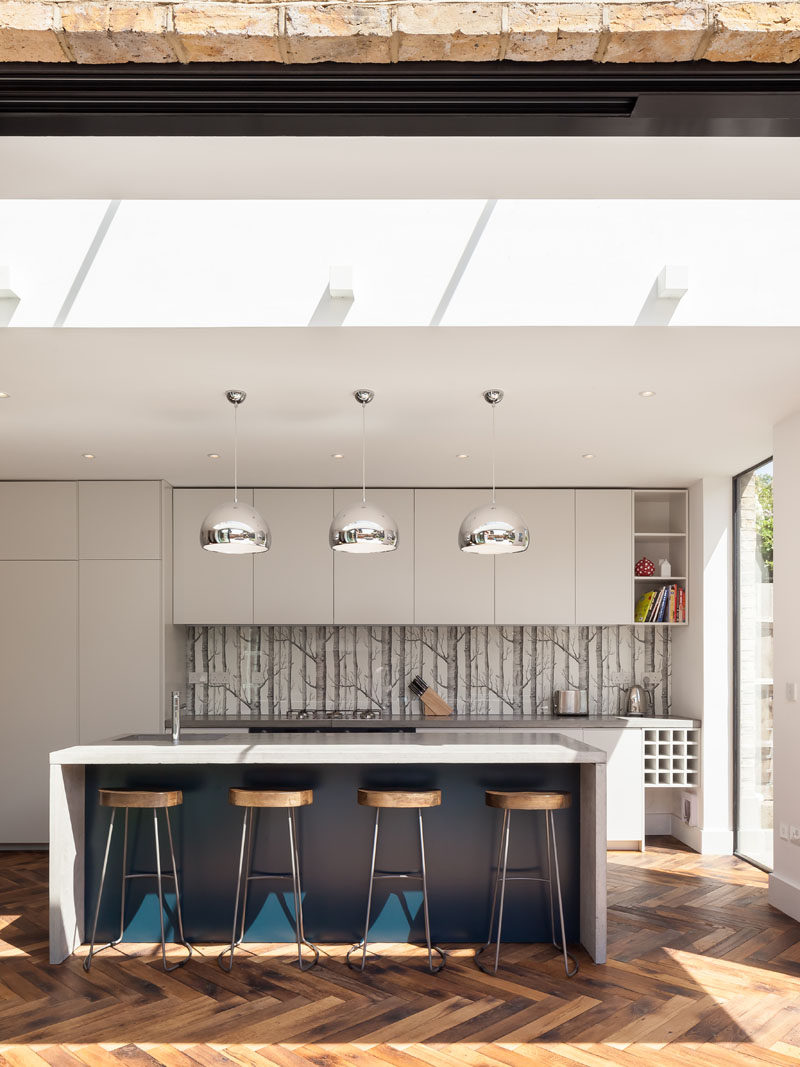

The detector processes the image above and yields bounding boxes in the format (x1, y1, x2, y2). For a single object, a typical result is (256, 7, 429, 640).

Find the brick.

(397, 2, 503, 61)
(0, 1, 67, 61)
(506, 3, 602, 60)
(59, 1, 178, 63)
(286, 3, 392, 63)
(173, 2, 281, 61)
(704, 1, 800, 61)
(602, 1, 708, 61)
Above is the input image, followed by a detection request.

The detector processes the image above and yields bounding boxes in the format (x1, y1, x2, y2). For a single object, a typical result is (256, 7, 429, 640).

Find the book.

(635, 590, 657, 623)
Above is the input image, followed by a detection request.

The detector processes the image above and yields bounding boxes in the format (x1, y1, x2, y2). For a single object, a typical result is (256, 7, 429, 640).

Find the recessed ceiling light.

(0, 392, 9, 399)
(82, 453, 95, 460)
(638, 390, 656, 398)
(456, 453, 470, 460)
(207, 453, 220, 459)
(582, 453, 596, 460)
(331, 452, 344, 460)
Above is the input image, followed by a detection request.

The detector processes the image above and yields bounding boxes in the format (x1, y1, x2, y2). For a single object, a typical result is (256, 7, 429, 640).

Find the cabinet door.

(80, 560, 162, 742)
(173, 489, 254, 624)
(79, 481, 161, 559)
(495, 490, 575, 624)
(582, 728, 644, 848)
(575, 490, 632, 624)
(0, 562, 78, 843)
(414, 490, 494, 624)
(334, 489, 414, 624)
(254, 490, 333, 624)
(0, 482, 77, 560)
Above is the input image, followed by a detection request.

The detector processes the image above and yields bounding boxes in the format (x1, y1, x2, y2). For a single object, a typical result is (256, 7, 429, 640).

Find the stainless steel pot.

(553, 690, 586, 716)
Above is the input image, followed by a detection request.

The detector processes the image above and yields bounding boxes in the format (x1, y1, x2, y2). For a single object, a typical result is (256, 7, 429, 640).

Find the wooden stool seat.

(357, 788, 441, 809)
(99, 789, 182, 809)
(228, 788, 313, 808)
(485, 790, 571, 812)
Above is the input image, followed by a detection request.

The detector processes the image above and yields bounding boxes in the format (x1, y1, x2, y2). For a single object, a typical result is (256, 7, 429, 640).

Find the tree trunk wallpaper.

(186, 624, 671, 719)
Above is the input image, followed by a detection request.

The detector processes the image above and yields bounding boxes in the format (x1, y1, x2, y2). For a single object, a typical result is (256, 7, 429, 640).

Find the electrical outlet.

(787, 682, 799, 703)
(780, 823, 790, 840)
(790, 826, 800, 844)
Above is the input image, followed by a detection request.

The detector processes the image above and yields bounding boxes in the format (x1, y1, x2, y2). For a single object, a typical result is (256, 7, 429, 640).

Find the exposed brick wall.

(3, 0, 800, 63)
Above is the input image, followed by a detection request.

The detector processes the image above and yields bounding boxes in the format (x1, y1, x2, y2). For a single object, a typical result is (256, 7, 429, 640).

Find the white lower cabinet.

(0, 562, 78, 843)
(582, 728, 645, 849)
(79, 559, 162, 743)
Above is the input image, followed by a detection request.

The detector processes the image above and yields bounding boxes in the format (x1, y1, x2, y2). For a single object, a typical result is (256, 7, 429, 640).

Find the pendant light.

(329, 389, 398, 554)
(200, 390, 270, 554)
(458, 389, 530, 555)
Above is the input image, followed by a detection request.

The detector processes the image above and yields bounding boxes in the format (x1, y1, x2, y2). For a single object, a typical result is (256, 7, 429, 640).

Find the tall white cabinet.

(0, 480, 171, 844)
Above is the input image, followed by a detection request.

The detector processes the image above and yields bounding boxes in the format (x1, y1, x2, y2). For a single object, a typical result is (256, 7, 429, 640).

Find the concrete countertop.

(50, 730, 607, 766)
(179, 714, 701, 731)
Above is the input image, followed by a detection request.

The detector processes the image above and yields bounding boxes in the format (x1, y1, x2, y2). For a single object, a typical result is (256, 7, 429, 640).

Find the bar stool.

(475, 790, 578, 978)
(347, 788, 445, 974)
(84, 789, 192, 972)
(218, 788, 319, 972)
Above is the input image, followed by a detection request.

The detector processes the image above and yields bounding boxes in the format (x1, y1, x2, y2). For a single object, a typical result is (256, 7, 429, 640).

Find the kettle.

(626, 685, 653, 717)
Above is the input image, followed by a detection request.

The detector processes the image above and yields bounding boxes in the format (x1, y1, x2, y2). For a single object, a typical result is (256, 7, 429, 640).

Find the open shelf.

(633, 489, 688, 625)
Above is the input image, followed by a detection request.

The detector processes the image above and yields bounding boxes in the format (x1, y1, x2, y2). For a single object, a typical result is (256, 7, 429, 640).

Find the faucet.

(171, 691, 181, 744)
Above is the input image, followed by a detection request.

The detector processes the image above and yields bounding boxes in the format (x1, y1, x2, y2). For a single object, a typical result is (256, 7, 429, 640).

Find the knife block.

(420, 688, 454, 718)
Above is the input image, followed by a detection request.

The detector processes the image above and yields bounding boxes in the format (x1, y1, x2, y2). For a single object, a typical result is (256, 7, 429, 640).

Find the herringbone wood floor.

(1, 839, 799, 1065)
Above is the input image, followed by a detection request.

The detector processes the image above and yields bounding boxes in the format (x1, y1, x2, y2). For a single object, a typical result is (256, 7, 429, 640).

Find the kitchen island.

(49, 731, 606, 966)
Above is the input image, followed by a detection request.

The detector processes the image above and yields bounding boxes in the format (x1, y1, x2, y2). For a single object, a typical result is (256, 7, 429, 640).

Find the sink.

(112, 733, 230, 743)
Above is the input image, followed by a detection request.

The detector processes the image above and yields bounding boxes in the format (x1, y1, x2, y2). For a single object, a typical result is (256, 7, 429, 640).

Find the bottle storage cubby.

(644, 728, 700, 787)
(633, 489, 689, 625)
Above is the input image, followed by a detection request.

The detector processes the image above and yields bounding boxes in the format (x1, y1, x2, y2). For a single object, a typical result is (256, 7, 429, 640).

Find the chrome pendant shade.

(329, 390, 398, 554)
(458, 503, 530, 554)
(200, 390, 270, 555)
(458, 389, 530, 556)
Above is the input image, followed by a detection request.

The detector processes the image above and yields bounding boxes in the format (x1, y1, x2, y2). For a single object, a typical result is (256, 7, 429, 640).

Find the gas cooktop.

(284, 709, 383, 721)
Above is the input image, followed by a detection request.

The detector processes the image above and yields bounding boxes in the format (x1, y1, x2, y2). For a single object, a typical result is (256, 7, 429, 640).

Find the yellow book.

(635, 590, 656, 623)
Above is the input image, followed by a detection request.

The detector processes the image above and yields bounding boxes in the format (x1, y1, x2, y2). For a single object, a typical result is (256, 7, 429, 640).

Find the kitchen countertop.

(50, 730, 607, 766)
(178, 714, 701, 731)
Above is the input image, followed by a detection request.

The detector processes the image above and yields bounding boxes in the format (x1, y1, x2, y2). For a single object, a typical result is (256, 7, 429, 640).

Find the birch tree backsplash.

(186, 625, 671, 719)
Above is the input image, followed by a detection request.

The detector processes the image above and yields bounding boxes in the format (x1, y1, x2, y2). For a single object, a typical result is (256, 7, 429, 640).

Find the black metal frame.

(732, 456, 774, 873)
(6, 61, 800, 136)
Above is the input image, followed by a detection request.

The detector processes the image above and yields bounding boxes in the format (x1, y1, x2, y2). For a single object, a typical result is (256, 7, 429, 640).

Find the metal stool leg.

(547, 810, 578, 978)
(218, 806, 251, 971)
(164, 807, 192, 967)
(287, 807, 320, 971)
(493, 811, 513, 974)
(83, 808, 116, 972)
(347, 808, 380, 971)
(417, 808, 445, 974)
(475, 808, 508, 975)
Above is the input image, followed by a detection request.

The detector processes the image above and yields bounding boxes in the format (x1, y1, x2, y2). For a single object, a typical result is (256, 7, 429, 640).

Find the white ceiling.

(0, 326, 788, 486)
(4, 137, 800, 200)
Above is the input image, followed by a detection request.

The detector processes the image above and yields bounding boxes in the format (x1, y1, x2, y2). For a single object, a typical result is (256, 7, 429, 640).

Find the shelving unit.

(633, 489, 689, 625)
(644, 727, 700, 787)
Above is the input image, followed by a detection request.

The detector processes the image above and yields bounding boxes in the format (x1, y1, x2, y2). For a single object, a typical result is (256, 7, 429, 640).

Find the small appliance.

(626, 685, 653, 717)
(553, 690, 587, 717)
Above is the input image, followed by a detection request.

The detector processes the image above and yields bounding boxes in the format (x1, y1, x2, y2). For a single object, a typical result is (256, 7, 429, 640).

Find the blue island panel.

(85, 762, 580, 945)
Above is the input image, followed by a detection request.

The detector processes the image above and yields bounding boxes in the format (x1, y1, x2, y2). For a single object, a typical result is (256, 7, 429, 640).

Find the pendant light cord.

(361, 401, 367, 504)
(233, 400, 239, 505)
(491, 401, 496, 505)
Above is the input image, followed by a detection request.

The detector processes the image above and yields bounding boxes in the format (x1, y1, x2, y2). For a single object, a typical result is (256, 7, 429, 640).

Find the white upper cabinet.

(414, 490, 494, 624)
(0, 482, 76, 560)
(495, 490, 576, 625)
(79, 481, 161, 559)
(333, 489, 414, 624)
(575, 490, 633, 625)
(173, 488, 254, 624)
(254, 489, 333, 624)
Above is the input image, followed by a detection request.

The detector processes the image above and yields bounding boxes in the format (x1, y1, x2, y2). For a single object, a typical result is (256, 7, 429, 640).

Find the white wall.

(671, 477, 733, 853)
(770, 413, 800, 921)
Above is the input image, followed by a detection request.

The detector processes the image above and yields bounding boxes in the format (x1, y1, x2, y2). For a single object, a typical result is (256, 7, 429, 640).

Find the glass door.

(733, 458, 774, 870)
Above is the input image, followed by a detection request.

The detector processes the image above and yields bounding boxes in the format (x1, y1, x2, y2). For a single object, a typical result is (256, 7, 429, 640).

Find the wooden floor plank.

(0, 840, 797, 1066)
